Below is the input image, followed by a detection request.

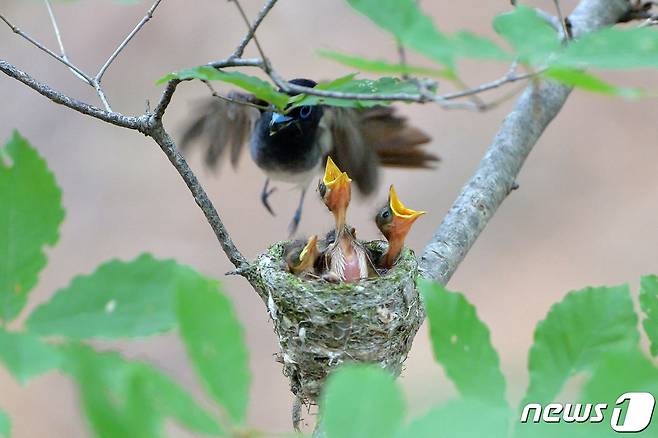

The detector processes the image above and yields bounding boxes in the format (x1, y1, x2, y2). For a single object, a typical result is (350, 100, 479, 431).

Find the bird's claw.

(288, 208, 302, 237)
(261, 186, 277, 216)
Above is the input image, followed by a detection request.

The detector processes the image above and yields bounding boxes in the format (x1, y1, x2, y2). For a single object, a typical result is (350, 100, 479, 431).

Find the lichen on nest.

(245, 239, 424, 404)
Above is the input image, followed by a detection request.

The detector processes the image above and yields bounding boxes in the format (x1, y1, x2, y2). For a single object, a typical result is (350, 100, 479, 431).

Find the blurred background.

(1, 0, 657, 436)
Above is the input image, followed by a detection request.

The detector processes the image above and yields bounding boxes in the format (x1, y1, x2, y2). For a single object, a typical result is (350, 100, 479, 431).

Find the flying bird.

(180, 78, 438, 235)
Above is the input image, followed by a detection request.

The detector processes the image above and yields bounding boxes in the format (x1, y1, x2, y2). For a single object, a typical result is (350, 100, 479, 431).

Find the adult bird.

(180, 78, 438, 235)
(374, 185, 425, 269)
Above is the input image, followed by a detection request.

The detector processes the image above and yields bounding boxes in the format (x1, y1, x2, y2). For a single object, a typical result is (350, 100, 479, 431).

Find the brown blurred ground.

(1, 0, 657, 436)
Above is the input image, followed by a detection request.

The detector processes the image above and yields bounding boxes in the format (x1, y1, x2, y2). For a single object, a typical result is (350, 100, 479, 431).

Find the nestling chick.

(375, 185, 425, 269)
(285, 235, 320, 275)
(318, 157, 374, 282)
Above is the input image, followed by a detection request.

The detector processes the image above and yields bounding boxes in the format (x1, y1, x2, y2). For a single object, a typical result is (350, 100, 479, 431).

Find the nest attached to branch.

(244, 240, 424, 404)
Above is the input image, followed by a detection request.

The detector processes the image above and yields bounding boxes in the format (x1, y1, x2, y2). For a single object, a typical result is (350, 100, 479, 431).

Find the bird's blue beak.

(269, 112, 294, 136)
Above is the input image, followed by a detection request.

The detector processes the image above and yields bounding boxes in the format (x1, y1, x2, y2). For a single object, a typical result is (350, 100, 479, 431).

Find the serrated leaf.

(157, 67, 288, 110)
(318, 50, 454, 79)
(556, 27, 658, 70)
(543, 68, 644, 98)
(640, 275, 658, 357)
(27, 254, 207, 339)
(0, 409, 10, 438)
(176, 280, 249, 424)
(346, 0, 508, 67)
(321, 365, 405, 438)
(0, 328, 61, 384)
(523, 285, 639, 406)
(62, 344, 223, 438)
(0, 131, 65, 322)
(419, 279, 507, 407)
(291, 76, 424, 108)
(397, 399, 509, 438)
(493, 6, 561, 66)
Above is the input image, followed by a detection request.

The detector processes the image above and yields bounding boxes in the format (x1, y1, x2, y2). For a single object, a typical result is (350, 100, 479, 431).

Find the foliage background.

(1, 0, 658, 436)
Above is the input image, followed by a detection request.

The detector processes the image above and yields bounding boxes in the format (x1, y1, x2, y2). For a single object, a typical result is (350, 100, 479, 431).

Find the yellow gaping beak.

(323, 156, 352, 189)
(298, 235, 319, 263)
(389, 185, 426, 222)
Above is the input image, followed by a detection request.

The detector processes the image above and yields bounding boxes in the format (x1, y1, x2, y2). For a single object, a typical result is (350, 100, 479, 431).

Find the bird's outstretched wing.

(179, 91, 262, 170)
(321, 106, 438, 195)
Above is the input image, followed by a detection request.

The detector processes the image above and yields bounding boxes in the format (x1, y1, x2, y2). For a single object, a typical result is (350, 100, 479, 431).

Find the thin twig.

(229, 0, 272, 62)
(0, 13, 92, 84)
(231, 0, 278, 59)
(203, 80, 272, 111)
(43, 0, 88, 83)
(553, 0, 571, 39)
(96, 0, 164, 82)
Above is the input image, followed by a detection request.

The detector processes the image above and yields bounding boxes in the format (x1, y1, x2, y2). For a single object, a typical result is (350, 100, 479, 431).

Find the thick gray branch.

(418, 0, 631, 284)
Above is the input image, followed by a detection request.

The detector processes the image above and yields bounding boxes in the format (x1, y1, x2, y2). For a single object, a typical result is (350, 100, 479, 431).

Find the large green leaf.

(176, 279, 250, 424)
(493, 6, 561, 66)
(0, 328, 61, 384)
(0, 409, 10, 438)
(639, 275, 658, 357)
(556, 27, 658, 70)
(62, 344, 222, 438)
(321, 365, 405, 438)
(346, 0, 508, 68)
(318, 50, 454, 79)
(523, 285, 639, 406)
(290, 75, 424, 108)
(398, 399, 509, 438)
(0, 131, 65, 322)
(27, 254, 209, 339)
(157, 67, 289, 110)
(543, 68, 644, 98)
(419, 279, 507, 407)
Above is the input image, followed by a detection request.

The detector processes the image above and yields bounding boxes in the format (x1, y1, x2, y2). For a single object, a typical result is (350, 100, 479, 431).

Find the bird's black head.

(269, 78, 324, 137)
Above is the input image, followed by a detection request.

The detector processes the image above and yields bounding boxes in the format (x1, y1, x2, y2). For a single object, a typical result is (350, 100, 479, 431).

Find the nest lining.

(246, 240, 424, 404)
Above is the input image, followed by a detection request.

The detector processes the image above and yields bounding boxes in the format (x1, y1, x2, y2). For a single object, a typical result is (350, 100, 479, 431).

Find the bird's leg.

(260, 178, 277, 216)
(288, 188, 307, 237)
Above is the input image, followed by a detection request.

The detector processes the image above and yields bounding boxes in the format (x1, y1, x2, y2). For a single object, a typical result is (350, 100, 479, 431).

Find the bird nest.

(244, 240, 424, 404)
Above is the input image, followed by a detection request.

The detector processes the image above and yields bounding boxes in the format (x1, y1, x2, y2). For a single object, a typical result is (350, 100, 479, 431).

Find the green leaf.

(579, 348, 658, 437)
(346, 0, 508, 67)
(321, 365, 405, 438)
(398, 399, 509, 438)
(157, 67, 289, 110)
(291, 75, 424, 108)
(0, 409, 10, 438)
(419, 279, 507, 407)
(524, 284, 639, 406)
(557, 27, 658, 70)
(27, 254, 209, 339)
(639, 275, 658, 357)
(493, 6, 561, 65)
(543, 68, 644, 98)
(62, 344, 223, 438)
(346, 0, 454, 66)
(0, 131, 65, 322)
(176, 279, 250, 424)
(318, 50, 454, 79)
(0, 328, 61, 384)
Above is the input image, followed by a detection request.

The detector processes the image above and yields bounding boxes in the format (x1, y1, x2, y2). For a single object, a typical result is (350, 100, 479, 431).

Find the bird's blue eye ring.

(299, 105, 312, 119)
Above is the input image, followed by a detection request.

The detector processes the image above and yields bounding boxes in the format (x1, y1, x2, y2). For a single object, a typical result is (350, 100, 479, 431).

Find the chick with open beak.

(285, 235, 320, 275)
(318, 157, 373, 282)
(375, 185, 426, 269)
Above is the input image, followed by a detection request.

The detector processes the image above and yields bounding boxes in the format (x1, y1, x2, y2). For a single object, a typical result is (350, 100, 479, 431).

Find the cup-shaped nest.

(245, 240, 424, 404)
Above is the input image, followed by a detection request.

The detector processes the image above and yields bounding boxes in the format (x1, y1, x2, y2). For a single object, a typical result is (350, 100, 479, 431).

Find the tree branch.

(230, 0, 278, 59)
(418, 0, 632, 284)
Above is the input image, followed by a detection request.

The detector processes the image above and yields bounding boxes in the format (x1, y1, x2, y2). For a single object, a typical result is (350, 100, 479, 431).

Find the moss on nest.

(245, 240, 424, 404)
